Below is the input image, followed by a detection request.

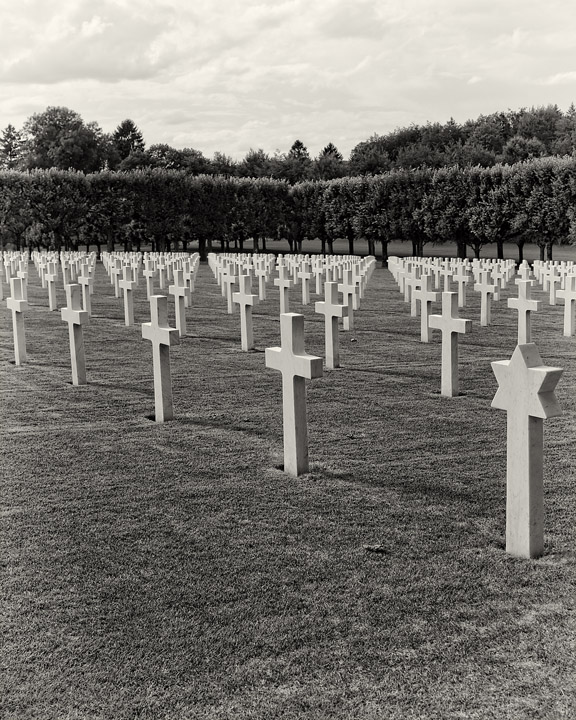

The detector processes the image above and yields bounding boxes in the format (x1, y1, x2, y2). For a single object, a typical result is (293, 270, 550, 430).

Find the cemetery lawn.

(1, 255, 575, 720)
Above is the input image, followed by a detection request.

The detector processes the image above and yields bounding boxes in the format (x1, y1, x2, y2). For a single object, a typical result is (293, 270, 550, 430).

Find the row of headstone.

(389, 256, 576, 338)
(388, 256, 568, 559)
(3, 252, 566, 560)
(208, 253, 376, 355)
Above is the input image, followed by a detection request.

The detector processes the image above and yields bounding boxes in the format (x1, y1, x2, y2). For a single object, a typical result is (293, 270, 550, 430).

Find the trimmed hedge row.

(0, 157, 574, 261)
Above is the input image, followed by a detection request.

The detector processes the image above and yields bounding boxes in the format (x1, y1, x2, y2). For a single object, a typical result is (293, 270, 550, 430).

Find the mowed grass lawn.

(1, 253, 575, 720)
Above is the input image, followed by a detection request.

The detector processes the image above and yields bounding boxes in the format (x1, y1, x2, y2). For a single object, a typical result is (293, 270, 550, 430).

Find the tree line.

(1, 104, 575, 182)
(1, 156, 573, 263)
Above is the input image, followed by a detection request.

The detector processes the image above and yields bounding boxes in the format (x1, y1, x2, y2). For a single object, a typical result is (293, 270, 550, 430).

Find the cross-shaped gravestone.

(265, 313, 323, 476)
(548, 267, 561, 305)
(157, 259, 167, 290)
(556, 274, 576, 336)
(413, 274, 440, 343)
(45, 261, 58, 311)
(78, 263, 94, 316)
(474, 270, 498, 326)
(508, 279, 541, 344)
(313, 266, 325, 296)
(492, 343, 563, 558)
(7, 277, 28, 365)
(61, 284, 89, 385)
(255, 266, 268, 301)
(16, 261, 28, 301)
(223, 270, 237, 314)
(429, 292, 472, 396)
(233, 274, 259, 351)
(453, 266, 471, 308)
(440, 264, 453, 292)
(274, 265, 294, 314)
(298, 262, 312, 305)
(338, 270, 356, 331)
(169, 268, 188, 337)
(143, 260, 156, 300)
(141, 295, 180, 422)
(110, 261, 122, 298)
(119, 265, 137, 326)
(315, 281, 348, 369)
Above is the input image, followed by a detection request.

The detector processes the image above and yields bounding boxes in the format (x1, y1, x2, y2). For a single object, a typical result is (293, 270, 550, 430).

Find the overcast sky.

(1, 0, 575, 160)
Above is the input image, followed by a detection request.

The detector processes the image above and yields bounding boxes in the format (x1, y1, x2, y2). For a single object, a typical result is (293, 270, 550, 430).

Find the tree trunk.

(496, 239, 504, 260)
(287, 238, 293, 252)
(539, 244, 545, 261)
(106, 229, 114, 253)
(381, 241, 389, 267)
(347, 229, 355, 255)
(198, 237, 207, 261)
(327, 238, 334, 255)
(546, 242, 554, 261)
(457, 238, 467, 259)
(517, 240, 524, 265)
(320, 236, 326, 255)
(367, 238, 375, 256)
(261, 236, 267, 252)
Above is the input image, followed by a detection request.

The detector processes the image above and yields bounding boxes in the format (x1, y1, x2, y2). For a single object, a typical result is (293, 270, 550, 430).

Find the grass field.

(1, 251, 575, 719)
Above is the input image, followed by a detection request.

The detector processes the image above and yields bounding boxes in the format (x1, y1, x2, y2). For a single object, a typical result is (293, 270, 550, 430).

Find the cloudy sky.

(1, 0, 575, 160)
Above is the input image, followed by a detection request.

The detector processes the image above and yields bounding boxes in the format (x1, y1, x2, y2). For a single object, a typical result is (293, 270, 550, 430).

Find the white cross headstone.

(413, 274, 440, 343)
(233, 274, 259, 351)
(474, 270, 497, 326)
(265, 313, 323, 476)
(223, 271, 237, 314)
(141, 295, 180, 422)
(78, 263, 94, 316)
(7, 277, 28, 365)
(274, 265, 294, 314)
(508, 280, 541, 344)
(45, 261, 58, 311)
(315, 281, 348, 369)
(298, 262, 312, 305)
(119, 265, 137, 326)
(453, 266, 471, 308)
(143, 260, 156, 300)
(169, 268, 188, 337)
(61, 284, 89, 385)
(429, 292, 472, 396)
(491, 344, 563, 558)
(556, 275, 576, 337)
(338, 270, 356, 331)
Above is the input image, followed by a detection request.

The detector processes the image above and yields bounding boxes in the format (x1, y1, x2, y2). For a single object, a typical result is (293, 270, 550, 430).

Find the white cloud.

(0, 0, 575, 159)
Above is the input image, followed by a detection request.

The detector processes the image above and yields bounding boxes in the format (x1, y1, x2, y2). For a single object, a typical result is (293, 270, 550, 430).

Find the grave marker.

(508, 280, 541, 344)
(556, 275, 576, 336)
(169, 268, 188, 337)
(265, 313, 323, 476)
(233, 274, 259, 351)
(429, 292, 472, 396)
(119, 265, 137, 326)
(413, 274, 440, 343)
(141, 295, 180, 422)
(61, 284, 89, 385)
(492, 344, 563, 558)
(315, 281, 348, 369)
(7, 277, 28, 365)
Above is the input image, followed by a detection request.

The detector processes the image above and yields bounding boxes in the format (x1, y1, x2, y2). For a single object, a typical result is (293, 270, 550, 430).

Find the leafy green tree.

(112, 119, 145, 160)
(278, 140, 312, 183)
(210, 151, 237, 176)
(21, 106, 107, 172)
(25, 169, 89, 250)
(500, 135, 546, 164)
(237, 148, 275, 178)
(313, 143, 347, 180)
(0, 125, 25, 169)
